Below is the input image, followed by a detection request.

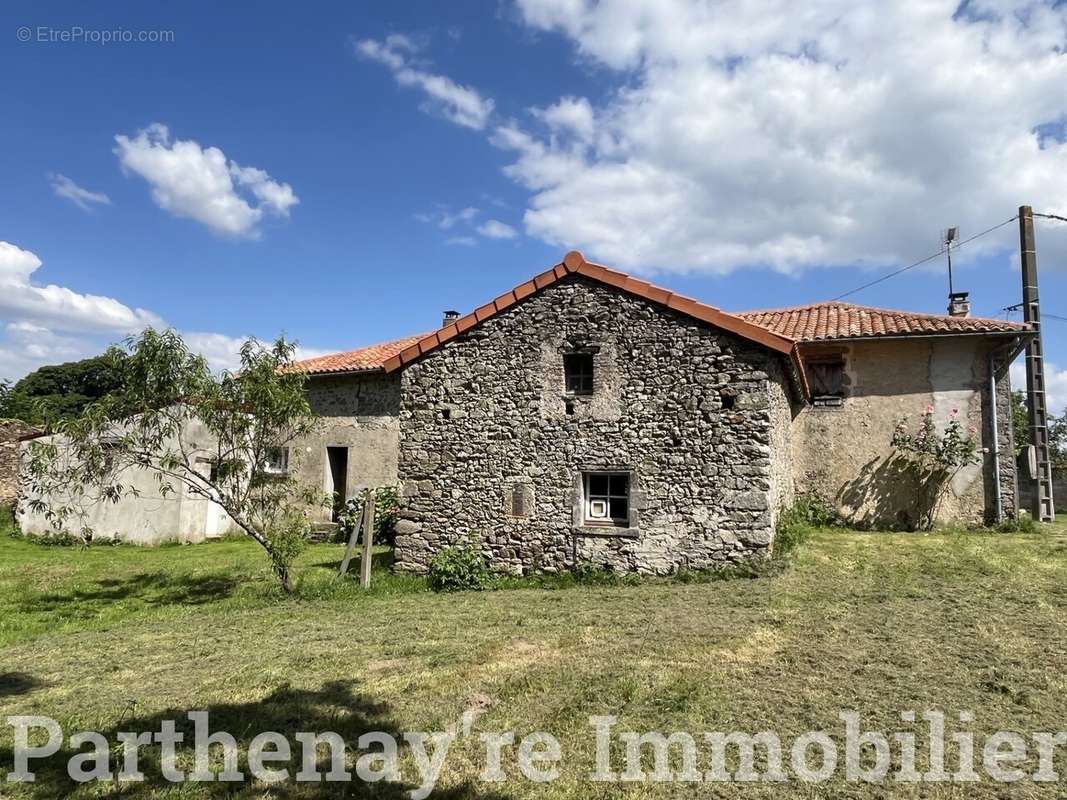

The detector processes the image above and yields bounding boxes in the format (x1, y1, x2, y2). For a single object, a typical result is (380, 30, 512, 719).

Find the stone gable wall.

(393, 276, 792, 575)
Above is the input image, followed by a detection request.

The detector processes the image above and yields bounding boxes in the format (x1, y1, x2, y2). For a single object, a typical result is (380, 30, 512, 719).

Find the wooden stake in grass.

(338, 491, 367, 579)
(361, 488, 375, 589)
(338, 488, 375, 587)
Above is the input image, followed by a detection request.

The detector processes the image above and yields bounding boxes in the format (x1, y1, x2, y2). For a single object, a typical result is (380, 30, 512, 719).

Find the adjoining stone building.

(285, 251, 1030, 574)
(2, 419, 41, 507)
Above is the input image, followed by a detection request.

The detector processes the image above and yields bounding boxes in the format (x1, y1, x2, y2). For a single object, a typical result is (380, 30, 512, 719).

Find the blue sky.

(2, 0, 1067, 412)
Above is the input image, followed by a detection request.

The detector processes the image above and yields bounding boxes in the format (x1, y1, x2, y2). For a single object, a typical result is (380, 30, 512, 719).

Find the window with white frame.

(262, 446, 289, 476)
(583, 472, 630, 526)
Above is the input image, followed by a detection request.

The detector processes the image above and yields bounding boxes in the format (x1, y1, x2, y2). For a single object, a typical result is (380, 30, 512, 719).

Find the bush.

(674, 561, 767, 583)
(996, 512, 1038, 534)
(773, 493, 837, 560)
(1, 504, 16, 536)
(265, 513, 310, 588)
(785, 493, 841, 528)
(334, 487, 400, 545)
(427, 541, 490, 592)
(570, 562, 639, 587)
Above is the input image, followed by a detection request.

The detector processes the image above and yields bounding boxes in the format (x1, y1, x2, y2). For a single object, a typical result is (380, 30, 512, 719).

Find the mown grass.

(1, 512, 1066, 798)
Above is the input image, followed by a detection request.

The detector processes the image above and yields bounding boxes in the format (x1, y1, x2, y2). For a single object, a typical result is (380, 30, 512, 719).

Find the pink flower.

(950, 408, 959, 417)
(968, 425, 977, 434)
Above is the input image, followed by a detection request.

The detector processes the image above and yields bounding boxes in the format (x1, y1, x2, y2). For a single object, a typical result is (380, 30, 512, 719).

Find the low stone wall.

(1018, 467, 1066, 517)
(1, 420, 39, 507)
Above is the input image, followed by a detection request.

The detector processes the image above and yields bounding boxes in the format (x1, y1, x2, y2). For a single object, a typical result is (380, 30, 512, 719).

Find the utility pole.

(1018, 206, 1055, 522)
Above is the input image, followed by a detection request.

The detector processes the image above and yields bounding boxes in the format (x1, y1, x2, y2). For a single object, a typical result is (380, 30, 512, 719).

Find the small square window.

(806, 357, 846, 405)
(564, 353, 594, 395)
(262, 446, 289, 475)
(583, 472, 630, 526)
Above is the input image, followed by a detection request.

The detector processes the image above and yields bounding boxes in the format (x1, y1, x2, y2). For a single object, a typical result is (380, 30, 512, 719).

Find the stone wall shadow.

(0, 679, 513, 798)
(836, 454, 927, 531)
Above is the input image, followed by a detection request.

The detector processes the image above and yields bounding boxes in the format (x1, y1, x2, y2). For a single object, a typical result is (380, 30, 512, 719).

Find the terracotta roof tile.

(381, 251, 797, 373)
(735, 302, 1030, 342)
(285, 334, 428, 375)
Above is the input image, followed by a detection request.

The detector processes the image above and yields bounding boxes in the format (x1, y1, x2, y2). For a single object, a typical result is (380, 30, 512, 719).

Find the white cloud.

(0, 241, 332, 381)
(0, 241, 161, 336)
(1012, 360, 1067, 418)
(181, 332, 336, 374)
(445, 235, 478, 247)
(49, 173, 111, 211)
(415, 206, 519, 244)
(356, 36, 494, 130)
(114, 123, 298, 238)
(532, 96, 595, 142)
(477, 219, 519, 239)
(497, 0, 1067, 274)
(416, 206, 480, 229)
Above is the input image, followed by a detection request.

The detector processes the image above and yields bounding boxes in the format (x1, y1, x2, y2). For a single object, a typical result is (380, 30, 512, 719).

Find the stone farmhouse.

(283, 251, 1030, 575)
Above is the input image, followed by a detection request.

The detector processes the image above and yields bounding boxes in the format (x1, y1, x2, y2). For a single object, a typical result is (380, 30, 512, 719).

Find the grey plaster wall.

(288, 372, 401, 521)
(792, 337, 1017, 528)
(17, 416, 240, 544)
(393, 275, 794, 575)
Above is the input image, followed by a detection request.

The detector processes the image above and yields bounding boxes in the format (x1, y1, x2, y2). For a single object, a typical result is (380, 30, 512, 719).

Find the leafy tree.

(22, 330, 322, 592)
(0, 379, 11, 418)
(2, 352, 128, 424)
(891, 408, 981, 530)
(1011, 390, 1030, 455)
(1012, 389, 1066, 469)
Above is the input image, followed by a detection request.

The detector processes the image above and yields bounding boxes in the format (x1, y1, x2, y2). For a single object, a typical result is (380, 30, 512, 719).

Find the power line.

(1034, 212, 1067, 224)
(832, 216, 1019, 301)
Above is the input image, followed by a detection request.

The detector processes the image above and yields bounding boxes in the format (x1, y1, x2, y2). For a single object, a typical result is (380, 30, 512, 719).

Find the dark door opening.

(327, 446, 349, 521)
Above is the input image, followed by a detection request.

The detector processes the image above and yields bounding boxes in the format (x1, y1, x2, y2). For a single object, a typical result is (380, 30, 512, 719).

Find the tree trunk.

(225, 513, 297, 594)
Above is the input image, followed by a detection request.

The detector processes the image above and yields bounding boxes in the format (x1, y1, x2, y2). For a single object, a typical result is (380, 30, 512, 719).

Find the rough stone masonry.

(393, 275, 795, 575)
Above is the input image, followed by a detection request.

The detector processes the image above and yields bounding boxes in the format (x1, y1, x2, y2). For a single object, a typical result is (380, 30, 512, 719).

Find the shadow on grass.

(20, 572, 241, 616)
(0, 672, 44, 697)
(310, 550, 395, 573)
(1, 680, 513, 799)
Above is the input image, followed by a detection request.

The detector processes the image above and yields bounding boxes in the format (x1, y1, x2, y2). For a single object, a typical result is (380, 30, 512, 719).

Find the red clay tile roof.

(287, 334, 428, 375)
(736, 301, 1030, 342)
(381, 251, 797, 372)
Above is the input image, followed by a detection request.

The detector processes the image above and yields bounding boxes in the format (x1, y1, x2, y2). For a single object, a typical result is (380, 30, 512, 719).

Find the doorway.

(327, 447, 349, 521)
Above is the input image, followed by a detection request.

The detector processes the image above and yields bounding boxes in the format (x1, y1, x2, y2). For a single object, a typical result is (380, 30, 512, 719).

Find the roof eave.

(301, 366, 387, 378)
(795, 329, 1033, 345)
(382, 251, 797, 373)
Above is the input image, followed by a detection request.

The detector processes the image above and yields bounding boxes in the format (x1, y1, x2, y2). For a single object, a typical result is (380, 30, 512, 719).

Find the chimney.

(948, 291, 971, 318)
(442, 310, 460, 328)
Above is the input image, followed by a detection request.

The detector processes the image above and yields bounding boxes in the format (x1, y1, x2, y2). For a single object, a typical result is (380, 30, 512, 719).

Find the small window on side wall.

(807, 357, 846, 407)
(564, 353, 594, 395)
(262, 446, 289, 475)
(583, 472, 629, 526)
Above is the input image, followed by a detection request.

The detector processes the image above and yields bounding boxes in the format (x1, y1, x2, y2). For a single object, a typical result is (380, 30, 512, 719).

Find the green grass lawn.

(2, 515, 1067, 798)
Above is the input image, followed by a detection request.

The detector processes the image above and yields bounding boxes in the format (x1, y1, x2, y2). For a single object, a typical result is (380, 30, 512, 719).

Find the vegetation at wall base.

(426, 540, 492, 592)
(333, 486, 400, 546)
